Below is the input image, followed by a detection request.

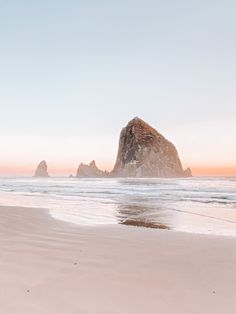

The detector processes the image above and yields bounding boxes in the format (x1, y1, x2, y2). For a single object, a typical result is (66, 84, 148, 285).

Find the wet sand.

(0, 205, 236, 314)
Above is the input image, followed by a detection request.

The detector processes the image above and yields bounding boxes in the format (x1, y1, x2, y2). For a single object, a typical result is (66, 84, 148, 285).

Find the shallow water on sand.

(0, 177, 235, 236)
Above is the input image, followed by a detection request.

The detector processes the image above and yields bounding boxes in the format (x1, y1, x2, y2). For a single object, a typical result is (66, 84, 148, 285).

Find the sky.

(0, 0, 236, 176)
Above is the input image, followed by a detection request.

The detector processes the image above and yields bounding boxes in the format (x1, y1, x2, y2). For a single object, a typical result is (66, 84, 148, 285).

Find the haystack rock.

(34, 160, 49, 177)
(111, 117, 192, 177)
(76, 160, 108, 178)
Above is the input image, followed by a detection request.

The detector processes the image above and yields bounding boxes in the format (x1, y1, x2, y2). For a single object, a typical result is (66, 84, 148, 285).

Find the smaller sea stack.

(76, 160, 108, 178)
(34, 160, 49, 177)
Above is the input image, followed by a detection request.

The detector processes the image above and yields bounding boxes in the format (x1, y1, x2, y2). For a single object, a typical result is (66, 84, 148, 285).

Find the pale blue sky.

(0, 0, 235, 174)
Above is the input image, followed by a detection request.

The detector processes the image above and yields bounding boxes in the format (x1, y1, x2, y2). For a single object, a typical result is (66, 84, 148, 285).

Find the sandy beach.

(0, 205, 236, 314)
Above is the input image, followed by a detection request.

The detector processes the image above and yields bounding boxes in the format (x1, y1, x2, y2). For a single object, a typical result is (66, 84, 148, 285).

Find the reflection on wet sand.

(116, 204, 170, 230)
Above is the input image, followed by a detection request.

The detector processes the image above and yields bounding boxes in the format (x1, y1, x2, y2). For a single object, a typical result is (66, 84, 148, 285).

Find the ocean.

(0, 177, 235, 236)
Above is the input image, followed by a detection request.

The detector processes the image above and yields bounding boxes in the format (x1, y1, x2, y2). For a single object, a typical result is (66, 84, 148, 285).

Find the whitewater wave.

(0, 176, 235, 236)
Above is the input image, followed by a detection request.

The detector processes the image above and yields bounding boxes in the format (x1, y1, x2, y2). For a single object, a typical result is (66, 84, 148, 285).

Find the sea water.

(0, 177, 235, 236)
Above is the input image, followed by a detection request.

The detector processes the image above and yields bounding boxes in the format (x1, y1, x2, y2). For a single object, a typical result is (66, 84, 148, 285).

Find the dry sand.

(0, 205, 236, 314)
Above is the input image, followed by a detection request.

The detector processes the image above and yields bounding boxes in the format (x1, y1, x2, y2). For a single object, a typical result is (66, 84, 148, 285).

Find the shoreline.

(0, 176, 236, 237)
(1, 205, 236, 313)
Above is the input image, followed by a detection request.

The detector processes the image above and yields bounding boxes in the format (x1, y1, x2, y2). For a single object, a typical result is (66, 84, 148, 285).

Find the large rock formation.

(76, 160, 108, 178)
(111, 117, 191, 177)
(34, 160, 49, 177)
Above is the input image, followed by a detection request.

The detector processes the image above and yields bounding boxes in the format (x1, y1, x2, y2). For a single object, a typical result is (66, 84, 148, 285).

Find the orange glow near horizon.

(0, 163, 236, 177)
(191, 166, 236, 177)
(0, 161, 115, 176)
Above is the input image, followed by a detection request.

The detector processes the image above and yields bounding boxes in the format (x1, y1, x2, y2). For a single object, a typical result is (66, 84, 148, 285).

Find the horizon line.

(0, 166, 236, 177)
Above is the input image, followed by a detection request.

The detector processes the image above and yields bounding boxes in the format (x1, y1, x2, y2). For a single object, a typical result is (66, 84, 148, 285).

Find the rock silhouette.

(111, 117, 191, 177)
(34, 160, 49, 177)
(76, 160, 108, 178)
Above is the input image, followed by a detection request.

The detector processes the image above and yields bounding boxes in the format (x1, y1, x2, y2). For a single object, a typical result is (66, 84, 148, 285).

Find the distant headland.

(34, 117, 192, 178)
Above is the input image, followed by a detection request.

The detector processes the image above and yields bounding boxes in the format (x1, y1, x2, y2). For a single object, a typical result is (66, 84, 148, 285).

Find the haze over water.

(0, 177, 235, 237)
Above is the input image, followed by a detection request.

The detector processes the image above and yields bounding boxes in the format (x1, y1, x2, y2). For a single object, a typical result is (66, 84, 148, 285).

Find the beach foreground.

(0, 206, 236, 314)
